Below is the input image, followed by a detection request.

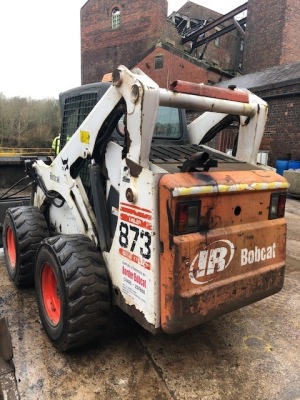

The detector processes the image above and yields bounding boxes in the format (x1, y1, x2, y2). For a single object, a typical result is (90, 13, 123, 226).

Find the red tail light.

(269, 193, 286, 219)
(176, 202, 201, 234)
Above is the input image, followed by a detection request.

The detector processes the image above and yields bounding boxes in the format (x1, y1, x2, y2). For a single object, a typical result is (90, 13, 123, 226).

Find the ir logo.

(189, 240, 235, 285)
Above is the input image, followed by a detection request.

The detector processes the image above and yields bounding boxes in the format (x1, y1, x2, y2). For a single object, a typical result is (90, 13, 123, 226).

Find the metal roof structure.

(169, 2, 248, 53)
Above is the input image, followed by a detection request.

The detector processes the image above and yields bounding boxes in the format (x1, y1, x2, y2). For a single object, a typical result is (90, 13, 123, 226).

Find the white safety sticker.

(119, 202, 153, 307)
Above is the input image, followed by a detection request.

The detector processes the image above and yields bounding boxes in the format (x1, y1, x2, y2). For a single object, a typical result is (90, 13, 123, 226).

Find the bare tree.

(0, 94, 60, 149)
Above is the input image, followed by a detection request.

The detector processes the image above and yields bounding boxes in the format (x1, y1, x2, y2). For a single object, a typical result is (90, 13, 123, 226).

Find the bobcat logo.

(61, 158, 69, 171)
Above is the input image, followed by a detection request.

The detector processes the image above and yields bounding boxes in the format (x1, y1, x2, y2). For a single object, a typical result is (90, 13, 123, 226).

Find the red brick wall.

(243, 0, 285, 73)
(193, 83, 300, 167)
(219, 87, 300, 167)
(259, 86, 300, 166)
(81, 0, 241, 85)
(243, 0, 300, 73)
(134, 46, 221, 88)
(281, 0, 300, 65)
(81, 0, 171, 83)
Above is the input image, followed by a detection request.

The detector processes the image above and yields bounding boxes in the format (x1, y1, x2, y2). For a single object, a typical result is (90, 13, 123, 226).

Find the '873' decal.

(119, 222, 151, 259)
(118, 203, 153, 270)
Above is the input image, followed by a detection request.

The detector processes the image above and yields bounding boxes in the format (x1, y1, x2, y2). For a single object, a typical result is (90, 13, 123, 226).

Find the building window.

(214, 37, 220, 47)
(240, 39, 244, 51)
(214, 27, 221, 47)
(112, 7, 121, 30)
(154, 56, 164, 69)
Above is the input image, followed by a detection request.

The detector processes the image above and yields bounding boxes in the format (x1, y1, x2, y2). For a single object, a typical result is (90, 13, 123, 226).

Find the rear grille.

(150, 144, 241, 164)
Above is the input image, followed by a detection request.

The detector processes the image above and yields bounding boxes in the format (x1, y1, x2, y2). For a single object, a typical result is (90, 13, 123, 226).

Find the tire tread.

(38, 235, 111, 351)
(3, 206, 49, 286)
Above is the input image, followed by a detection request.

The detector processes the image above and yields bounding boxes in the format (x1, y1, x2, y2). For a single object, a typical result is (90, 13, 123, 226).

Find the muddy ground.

(0, 197, 300, 400)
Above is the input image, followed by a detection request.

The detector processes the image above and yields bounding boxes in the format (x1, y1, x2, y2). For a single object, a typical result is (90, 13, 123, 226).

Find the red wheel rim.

(41, 263, 61, 325)
(6, 226, 17, 269)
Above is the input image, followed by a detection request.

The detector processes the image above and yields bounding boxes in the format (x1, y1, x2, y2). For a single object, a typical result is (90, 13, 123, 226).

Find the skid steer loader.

(2, 66, 288, 351)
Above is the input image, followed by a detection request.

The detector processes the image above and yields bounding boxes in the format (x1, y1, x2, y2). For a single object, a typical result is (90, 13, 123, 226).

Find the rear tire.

(35, 235, 111, 351)
(2, 206, 49, 286)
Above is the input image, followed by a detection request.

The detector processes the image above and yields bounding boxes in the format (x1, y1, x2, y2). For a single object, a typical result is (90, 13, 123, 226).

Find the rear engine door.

(159, 170, 288, 334)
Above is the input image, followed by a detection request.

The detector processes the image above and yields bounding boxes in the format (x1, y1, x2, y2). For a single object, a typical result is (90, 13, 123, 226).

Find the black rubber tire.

(34, 235, 111, 351)
(2, 206, 49, 287)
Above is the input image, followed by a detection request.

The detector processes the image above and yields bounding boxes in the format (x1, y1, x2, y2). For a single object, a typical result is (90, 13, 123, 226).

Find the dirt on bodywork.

(0, 198, 299, 400)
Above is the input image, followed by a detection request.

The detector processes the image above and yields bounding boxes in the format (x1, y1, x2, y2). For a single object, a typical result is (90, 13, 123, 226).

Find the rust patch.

(126, 158, 142, 178)
(159, 171, 287, 334)
(162, 265, 285, 334)
(114, 288, 159, 335)
(169, 80, 250, 103)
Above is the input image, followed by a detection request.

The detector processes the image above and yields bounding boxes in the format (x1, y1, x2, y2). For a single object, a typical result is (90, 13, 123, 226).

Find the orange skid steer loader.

(2, 66, 288, 350)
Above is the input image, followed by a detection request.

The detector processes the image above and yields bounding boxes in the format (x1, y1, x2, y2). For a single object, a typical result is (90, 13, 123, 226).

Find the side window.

(153, 107, 181, 139)
(112, 7, 121, 30)
(116, 107, 182, 140)
(154, 56, 164, 69)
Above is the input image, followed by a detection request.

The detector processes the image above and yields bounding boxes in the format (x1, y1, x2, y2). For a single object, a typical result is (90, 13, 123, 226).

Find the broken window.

(154, 56, 164, 69)
(112, 7, 121, 30)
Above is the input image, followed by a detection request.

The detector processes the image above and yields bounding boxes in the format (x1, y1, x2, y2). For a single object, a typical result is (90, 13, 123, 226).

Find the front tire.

(35, 235, 111, 351)
(3, 206, 49, 286)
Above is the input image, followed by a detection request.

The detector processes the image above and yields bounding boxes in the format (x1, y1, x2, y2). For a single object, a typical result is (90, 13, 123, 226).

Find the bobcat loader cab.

(2, 66, 288, 350)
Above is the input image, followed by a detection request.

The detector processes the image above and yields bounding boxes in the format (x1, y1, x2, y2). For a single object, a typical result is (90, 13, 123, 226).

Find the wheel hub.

(41, 263, 61, 325)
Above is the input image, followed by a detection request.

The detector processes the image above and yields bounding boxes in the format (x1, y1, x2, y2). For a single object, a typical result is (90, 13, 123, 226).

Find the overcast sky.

(0, 0, 245, 99)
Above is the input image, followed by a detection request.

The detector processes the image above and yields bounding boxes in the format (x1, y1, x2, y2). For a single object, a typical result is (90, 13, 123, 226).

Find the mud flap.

(0, 317, 19, 399)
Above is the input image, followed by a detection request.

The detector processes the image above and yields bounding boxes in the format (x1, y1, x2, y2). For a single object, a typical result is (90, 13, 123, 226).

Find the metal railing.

(0, 147, 53, 157)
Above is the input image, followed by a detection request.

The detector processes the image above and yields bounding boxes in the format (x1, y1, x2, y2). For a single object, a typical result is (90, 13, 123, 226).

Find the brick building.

(80, 0, 240, 86)
(80, 0, 300, 167)
(134, 42, 229, 89)
(243, 0, 300, 73)
(218, 62, 300, 166)
(81, 0, 172, 84)
(221, 0, 300, 167)
(173, 2, 243, 74)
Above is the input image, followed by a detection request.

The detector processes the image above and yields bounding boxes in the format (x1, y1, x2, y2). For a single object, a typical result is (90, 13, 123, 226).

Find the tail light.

(269, 193, 286, 219)
(176, 201, 201, 234)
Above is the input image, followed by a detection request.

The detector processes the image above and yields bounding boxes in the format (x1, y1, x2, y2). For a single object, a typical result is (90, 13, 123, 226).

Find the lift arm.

(30, 66, 268, 243)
